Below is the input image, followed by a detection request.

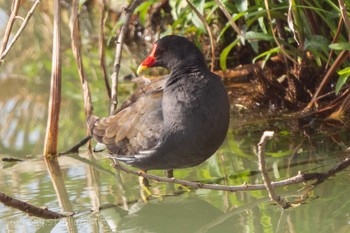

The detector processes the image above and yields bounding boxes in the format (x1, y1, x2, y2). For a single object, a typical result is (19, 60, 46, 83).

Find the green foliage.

(159, 1, 350, 95)
(336, 67, 350, 95)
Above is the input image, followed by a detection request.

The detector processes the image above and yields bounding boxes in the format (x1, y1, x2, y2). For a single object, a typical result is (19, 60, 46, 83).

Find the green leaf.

(219, 39, 240, 71)
(335, 67, 350, 95)
(244, 31, 273, 41)
(329, 43, 350, 51)
(252, 47, 280, 64)
(135, 0, 157, 25)
(304, 35, 329, 51)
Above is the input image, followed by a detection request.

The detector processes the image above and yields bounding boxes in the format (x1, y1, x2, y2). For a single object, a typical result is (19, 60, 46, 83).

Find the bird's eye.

(156, 47, 165, 56)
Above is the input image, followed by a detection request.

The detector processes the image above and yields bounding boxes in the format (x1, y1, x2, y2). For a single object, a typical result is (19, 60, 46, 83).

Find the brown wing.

(89, 76, 165, 155)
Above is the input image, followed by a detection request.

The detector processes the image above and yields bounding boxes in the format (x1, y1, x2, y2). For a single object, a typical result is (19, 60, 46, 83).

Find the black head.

(137, 35, 207, 74)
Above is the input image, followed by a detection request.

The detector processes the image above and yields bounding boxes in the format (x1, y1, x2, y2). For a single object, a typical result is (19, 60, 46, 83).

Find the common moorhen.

(89, 35, 230, 170)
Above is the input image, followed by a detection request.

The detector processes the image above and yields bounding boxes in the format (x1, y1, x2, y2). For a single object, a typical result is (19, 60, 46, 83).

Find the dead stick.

(110, 0, 141, 114)
(257, 131, 290, 208)
(0, 192, 67, 219)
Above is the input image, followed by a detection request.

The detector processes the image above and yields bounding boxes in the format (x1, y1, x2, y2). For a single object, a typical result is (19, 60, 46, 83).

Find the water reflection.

(0, 77, 47, 155)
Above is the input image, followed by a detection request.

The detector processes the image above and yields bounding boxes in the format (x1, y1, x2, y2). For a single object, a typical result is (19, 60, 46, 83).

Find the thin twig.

(110, 0, 141, 114)
(185, 0, 215, 71)
(0, 0, 20, 56)
(325, 17, 343, 70)
(0, 192, 67, 219)
(214, 0, 242, 37)
(257, 131, 290, 209)
(306, 50, 349, 109)
(264, 0, 297, 64)
(0, 0, 40, 62)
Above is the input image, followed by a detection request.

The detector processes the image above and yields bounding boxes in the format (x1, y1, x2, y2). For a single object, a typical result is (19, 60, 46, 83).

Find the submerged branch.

(112, 150, 350, 194)
(0, 192, 67, 219)
(114, 162, 308, 192)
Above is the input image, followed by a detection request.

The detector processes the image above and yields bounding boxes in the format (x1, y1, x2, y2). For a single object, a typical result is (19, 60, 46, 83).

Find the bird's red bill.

(137, 44, 158, 75)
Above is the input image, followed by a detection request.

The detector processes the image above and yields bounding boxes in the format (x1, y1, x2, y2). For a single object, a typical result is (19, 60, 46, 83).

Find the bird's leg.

(165, 169, 176, 194)
(166, 169, 174, 178)
(138, 170, 152, 202)
(138, 170, 150, 187)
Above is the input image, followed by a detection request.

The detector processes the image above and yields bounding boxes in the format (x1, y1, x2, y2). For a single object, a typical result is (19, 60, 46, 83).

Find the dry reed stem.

(69, 0, 94, 118)
(44, 0, 61, 156)
(98, 0, 111, 99)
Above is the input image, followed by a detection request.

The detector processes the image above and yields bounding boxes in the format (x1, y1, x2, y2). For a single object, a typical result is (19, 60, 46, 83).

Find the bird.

(88, 35, 230, 170)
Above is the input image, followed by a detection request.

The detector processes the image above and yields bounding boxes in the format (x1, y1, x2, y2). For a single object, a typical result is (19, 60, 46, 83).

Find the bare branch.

(113, 162, 310, 192)
(257, 131, 290, 208)
(0, 0, 20, 56)
(110, 0, 141, 114)
(0, 0, 40, 62)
